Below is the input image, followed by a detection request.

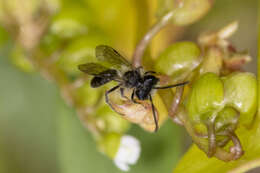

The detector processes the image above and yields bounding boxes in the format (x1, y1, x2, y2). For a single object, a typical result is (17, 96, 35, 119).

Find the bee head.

(136, 75, 159, 100)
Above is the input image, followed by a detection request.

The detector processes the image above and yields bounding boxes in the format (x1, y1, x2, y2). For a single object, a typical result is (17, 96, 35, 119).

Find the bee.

(78, 45, 188, 132)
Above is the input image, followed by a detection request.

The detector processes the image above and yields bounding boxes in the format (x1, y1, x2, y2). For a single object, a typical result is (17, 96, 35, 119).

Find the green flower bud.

(222, 72, 257, 127)
(184, 72, 256, 149)
(186, 72, 224, 125)
(156, 0, 213, 26)
(98, 132, 121, 159)
(57, 34, 109, 75)
(155, 42, 200, 82)
(10, 46, 34, 72)
(95, 104, 130, 134)
(74, 80, 102, 107)
(172, 0, 212, 26)
(215, 107, 238, 133)
(214, 107, 238, 145)
(50, 6, 91, 39)
(39, 33, 61, 57)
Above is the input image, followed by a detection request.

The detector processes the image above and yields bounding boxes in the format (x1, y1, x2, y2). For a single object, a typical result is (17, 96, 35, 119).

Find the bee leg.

(148, 94, 159, 132)
(131, 89, 141, 104)
(120, 88, 129, 100)
(105, 84, 121, 106)
(153, 81, 189, 89)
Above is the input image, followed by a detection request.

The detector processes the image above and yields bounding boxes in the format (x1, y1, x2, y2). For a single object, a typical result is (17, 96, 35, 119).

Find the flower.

(113, 135, 141, 171)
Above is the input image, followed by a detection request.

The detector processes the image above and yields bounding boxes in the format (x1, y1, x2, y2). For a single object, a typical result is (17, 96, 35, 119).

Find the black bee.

(78, 45, 188, 132)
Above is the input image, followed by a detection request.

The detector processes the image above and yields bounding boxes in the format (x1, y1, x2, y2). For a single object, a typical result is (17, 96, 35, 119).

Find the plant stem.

(169, 86, 184, 125)
(132, 11, 175, 67)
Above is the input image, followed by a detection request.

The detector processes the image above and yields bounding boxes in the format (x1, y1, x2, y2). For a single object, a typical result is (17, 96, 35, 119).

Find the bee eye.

(144, 75, 159, 85)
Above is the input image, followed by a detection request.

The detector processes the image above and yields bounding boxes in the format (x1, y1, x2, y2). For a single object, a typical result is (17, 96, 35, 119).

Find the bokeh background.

(0, 0, 257, 173)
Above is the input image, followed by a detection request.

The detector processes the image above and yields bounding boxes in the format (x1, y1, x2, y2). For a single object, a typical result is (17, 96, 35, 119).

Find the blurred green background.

(0, 0, 257, 173)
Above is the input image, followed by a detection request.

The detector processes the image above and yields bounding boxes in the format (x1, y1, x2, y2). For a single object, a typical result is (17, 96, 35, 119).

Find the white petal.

(114, 135, 141, 171)
(114, 160, 130, 171)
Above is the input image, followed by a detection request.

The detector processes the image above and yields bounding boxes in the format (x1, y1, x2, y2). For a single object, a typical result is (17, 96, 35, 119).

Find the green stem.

(132, 10, 175, 67)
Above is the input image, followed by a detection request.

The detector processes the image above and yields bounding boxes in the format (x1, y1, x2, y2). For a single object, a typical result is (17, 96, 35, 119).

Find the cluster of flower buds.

(165, 22, 257, 161)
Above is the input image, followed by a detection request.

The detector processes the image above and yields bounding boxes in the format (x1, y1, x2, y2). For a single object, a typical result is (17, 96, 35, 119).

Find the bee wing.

(96, 45, 132, 71)
(78, 63, 111, 76)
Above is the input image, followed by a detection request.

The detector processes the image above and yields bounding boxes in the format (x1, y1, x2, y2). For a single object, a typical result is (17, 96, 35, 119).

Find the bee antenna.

(153, 81, 189, 89)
